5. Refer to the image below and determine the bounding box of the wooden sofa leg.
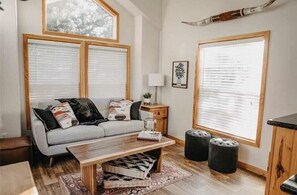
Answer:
[49,157,54,167]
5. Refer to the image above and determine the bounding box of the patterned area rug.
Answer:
[59,161,191,195]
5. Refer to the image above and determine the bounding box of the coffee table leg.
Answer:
[156,148,163,172]
[81,164,97,195]
[145,148,163,173]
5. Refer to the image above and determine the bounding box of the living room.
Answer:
[0,0,296,194]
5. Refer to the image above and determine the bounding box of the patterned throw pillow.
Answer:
[108,100,132,121]
[102,153,156,179]
[51,102,79,129]
[104,172,151,189]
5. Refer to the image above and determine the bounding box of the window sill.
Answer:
[192,124,260,148]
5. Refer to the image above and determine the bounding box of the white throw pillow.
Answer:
[51,102,79,129]
[108,100,132,121]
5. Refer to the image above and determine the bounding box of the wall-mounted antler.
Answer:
[182,0,276,26]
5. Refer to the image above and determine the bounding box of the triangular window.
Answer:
[43,0,119,42]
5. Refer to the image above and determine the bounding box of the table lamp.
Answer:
[148,73,164,105]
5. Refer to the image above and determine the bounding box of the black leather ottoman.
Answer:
[208,137,239,173]
[185,130,211,161]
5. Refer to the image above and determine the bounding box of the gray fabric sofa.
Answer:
[31,98,152,160]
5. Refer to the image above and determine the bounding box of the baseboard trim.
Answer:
[166,134,267,178]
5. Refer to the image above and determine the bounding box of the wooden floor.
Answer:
[32,143,265,195]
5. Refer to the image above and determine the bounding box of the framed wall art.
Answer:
[172,61,189,89]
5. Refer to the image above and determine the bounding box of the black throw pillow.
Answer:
[130,101,142,120]
[57,98,104,123]
[33,108,60,131]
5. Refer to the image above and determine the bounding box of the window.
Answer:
[88,45,128,98]
[193,31,270,147]
[43,0,119,42]
[24,34,130,128]
[28,39,81,103]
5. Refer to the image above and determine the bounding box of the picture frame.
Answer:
[172,61,189,89]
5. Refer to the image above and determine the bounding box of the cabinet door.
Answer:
[290,132,297,175]
[155,118,165,134]
[268,127,295,195]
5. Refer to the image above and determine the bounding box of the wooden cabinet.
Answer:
[265,127,297,195]
[141,104,169,135]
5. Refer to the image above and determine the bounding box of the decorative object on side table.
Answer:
[141,104,169,135]
[144,118,156,131]
[148,73,164,104]
[172,61,189,89]
[143,92,152,105]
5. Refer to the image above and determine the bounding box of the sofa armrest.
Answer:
[31,111,50,156]
[140,110,153,120]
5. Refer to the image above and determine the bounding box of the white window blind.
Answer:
[197,37,265,140]
[28,39,80,103]
[88,45,127,99]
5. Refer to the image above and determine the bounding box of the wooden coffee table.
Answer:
[67,133,175,195]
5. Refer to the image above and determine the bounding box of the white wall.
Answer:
[130,0,162,30]
[17,0,135,131]
[161,0,297,170]
[117,0,162,101]
[0,0,21,138]
[141,17,160,97]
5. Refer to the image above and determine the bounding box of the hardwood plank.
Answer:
[168,134,267,177]
[32,144,265,195]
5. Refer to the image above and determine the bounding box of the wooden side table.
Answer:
[0,136,32,166]
[141,104,169,135]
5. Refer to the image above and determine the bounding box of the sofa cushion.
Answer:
[51,102,79,129]
[91,98,121,118]
[99,120,144,137]
[33,108,60,131]
[57,98,104,123]
[108,100,132,121]
[130,101,142,120]
[47,125,105,145]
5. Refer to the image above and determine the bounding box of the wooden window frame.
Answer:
[42,0,120,43]
[85,41,131,100]
[24,34,130,129]
[192,31,270,147]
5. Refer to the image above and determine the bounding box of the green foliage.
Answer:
[143,92,152,99]
[46,0,114,38]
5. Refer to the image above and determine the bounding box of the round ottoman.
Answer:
[208,137,239,173]
[185,130,211,161]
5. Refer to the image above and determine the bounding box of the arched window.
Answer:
[43,0,119,42]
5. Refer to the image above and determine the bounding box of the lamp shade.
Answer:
[148,73,164,87]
